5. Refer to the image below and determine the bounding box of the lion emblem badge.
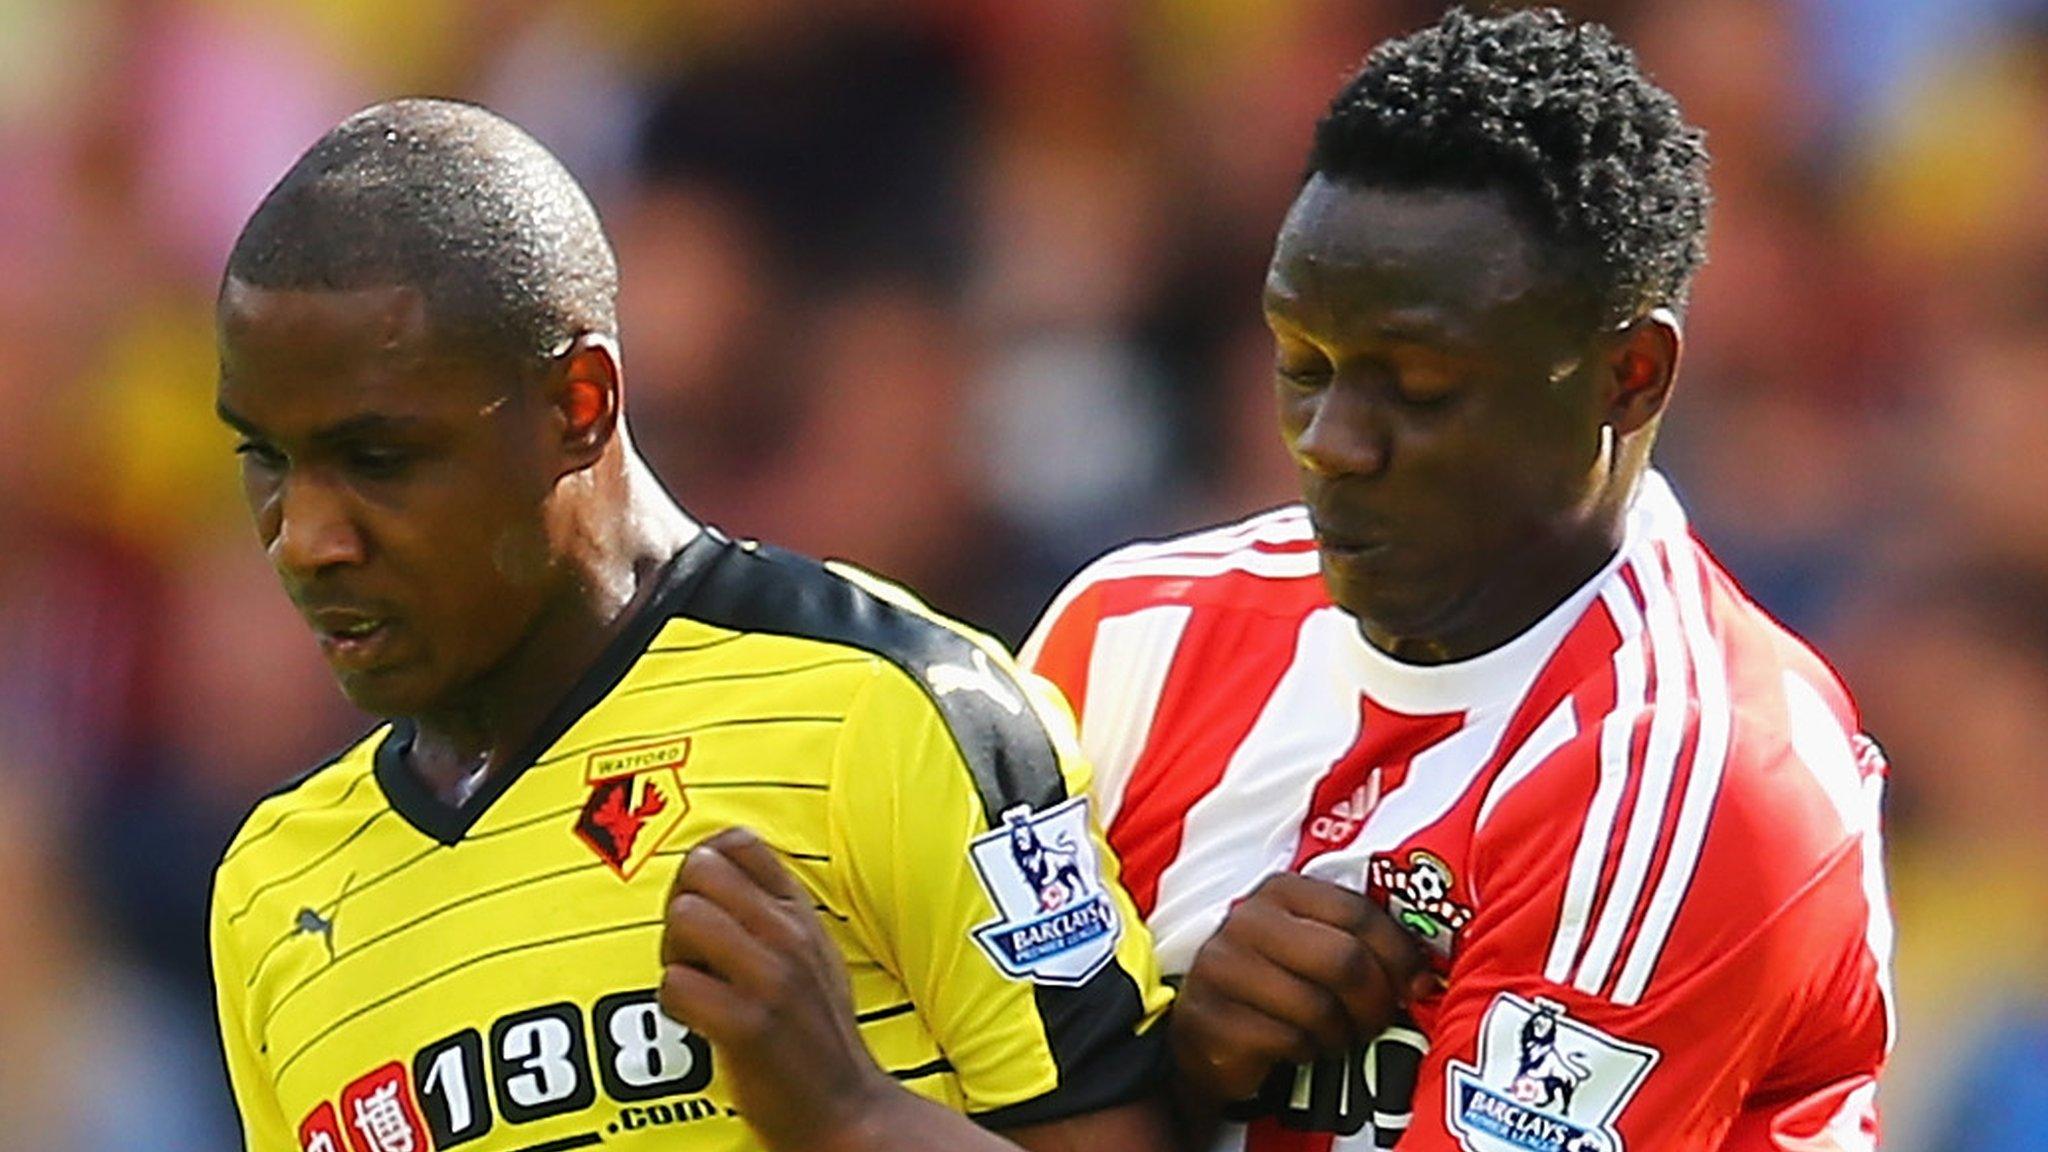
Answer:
[1447,993,1658,1152]
[967,796,1122,986]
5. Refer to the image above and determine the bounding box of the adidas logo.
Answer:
[1307,770,1382,846]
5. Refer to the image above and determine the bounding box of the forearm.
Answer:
[1165,1066,1227,1152]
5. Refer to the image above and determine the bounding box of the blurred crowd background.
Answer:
[1,0,2043,1147]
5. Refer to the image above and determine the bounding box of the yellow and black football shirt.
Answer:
[211,530,1171,1152]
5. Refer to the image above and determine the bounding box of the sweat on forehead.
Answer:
[216,281,435,367]
[223,98,620,369]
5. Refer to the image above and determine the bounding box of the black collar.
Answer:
[374,532,728,845]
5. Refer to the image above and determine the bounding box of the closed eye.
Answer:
[1275,346,1334,391]
[1396,388,1459,411]
[234,440,286,470]
[1388,348,1464,410]
[342,445,419,480]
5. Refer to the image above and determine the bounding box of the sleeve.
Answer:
[211,862,299,1151]
[1017,570,1102,716]
[1396,713,1891,1152]
[826,654,1173,1129]
[1021,564,1177,823]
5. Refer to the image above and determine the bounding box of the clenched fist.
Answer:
[657,827,891,1150]
[1170,872,1436,1114]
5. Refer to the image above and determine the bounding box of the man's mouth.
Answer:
[1310,517,1394,557]
[305,609,398,670]
[1318,540,1393,570]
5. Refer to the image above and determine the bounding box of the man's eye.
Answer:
[234,441,284,469]
[1398,386,1458,410]
[1276,360,1332,389]
[347,448,414,477]
[1390,358,1460,410]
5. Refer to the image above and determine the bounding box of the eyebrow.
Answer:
[215,401,261,436]
[214,403,432,445]
[1260,302,1465,352]
[1372,316,1462,349]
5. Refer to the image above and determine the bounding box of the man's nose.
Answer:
[266,474,366,577]
[1293,383,1391,479]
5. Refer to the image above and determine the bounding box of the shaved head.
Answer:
[225,98,618,378]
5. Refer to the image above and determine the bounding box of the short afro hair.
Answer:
[224,98,617,377]
[1310,6,1710,325]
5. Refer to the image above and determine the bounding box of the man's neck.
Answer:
[1366,523,1622,665]
[1364,468,1642,666]
[407,467,698,804]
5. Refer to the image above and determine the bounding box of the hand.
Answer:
[1170,872,1436,1111]
[658,826,892,1151]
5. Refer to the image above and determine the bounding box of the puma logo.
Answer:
[928,650,1025,716]
[292,872,356,961]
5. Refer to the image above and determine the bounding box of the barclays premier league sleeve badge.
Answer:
[967,796,1123,986]
[1446,993,1659,1152]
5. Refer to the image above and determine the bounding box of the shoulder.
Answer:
[1472,535,1880,1004]
[680,535,1071,822]
[1023,507,1326,671]
[212,727,387,903]
[1692,539,1877,875]
[1482,537,1870,871]
[1042,507,1322,623]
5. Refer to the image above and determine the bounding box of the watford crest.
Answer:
[574,737,691,879]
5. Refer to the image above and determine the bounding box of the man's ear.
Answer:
[1604,308,1682,436]
[548,333,622,468]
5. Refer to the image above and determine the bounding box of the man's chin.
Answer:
[1323,570,1461,652]
[332,666,436,720]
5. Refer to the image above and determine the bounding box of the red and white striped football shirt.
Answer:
[1023,475,1893,1152]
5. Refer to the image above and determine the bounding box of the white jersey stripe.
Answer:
[1820,1081,1879,1152]
[1783,673,1898,1049]
[1026,548,1320,654]
[1110,506,1311,558]
[1614,546,1734,1004]
[1573,547,1695,996]
[1081,508,1312,573]
[1474,697,1579,838]
[1302,707,1509,886]
[1861,772,1898,1049]
[1545,582,1648,984]
[1144,608,1372,973]
[1078,605,1194,827]
[1088,550,1323,587]
[1781,673,1868,833]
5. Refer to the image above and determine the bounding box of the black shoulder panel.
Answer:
[681,535,1067,827]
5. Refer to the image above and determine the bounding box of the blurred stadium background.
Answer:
[1,0,2043,1147]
